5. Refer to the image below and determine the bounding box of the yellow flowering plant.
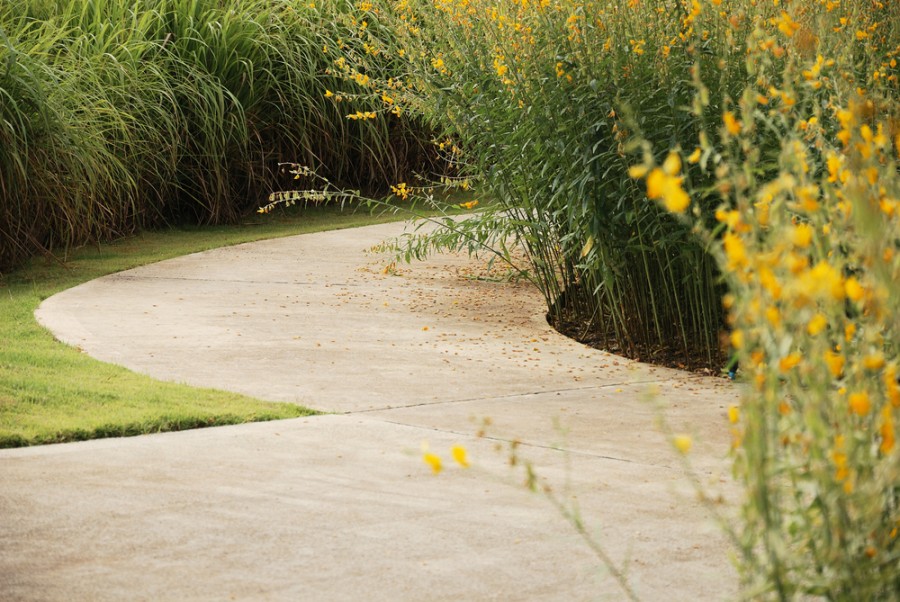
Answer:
[327,0,900,596]
[276,1,899,594]
[331,0,762,370]
[629,0,900,597]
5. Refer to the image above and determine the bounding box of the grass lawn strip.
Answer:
[0,205,408,448]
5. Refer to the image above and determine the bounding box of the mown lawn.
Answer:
[0,204,407,447]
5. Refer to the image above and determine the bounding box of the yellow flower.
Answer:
[646,167,690,213]
[880,405,895,453]
[727,405,740,424]
[773,11,801,37]
[421,441,442,474]
[796,261,844,302]
[324,89,334,98]
[347,111,377,120]
[673,434,692,454]
[459,200,479,210]
[431,57,447,73]
[807,313,828,335]
[662,151,681,176]
[824,350,845,378]
[687,147,702,163]
[723,233,748,269]
[423,452,442,474]
[845,277,864,302]
[451,445,470,468]
[723,111,742,135]
[716,209,743,230]
[391,182,410,200]
[826,152,848,183]
[849,392,871,416]
[628,164,649,179]
[759,267,782,299]
[779,352,802,372]
[791,223,814,248]
[795,185,820,212]
[863,353,885,371]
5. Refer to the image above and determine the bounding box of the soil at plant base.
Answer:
[548,290,731,377]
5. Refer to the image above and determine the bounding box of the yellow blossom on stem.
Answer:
[391,182,410,200]
[628,164,649,179]
[885,368,900,407]
[687,147,702,163]
[795,261,844,302]
[759,267,782,299]
[723,111,742,135]
[716,209,743,230]
[723,233,748,270]
[807,313,828,335]
[646,166,690,213]
[779,352,802,372]
[849,392,872,416]
[772,11,801,37]
[731,329,744,350]
[845,277,864,302]
[791,223,814,248]
[863,353,885,371]
[880,406,895,453]
[825,350,845,378]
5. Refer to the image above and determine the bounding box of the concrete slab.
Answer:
[34,222,696,413]
[0,415,734,601]
[2,220,743,600]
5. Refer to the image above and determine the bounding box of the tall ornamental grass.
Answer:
[0,0,434,272]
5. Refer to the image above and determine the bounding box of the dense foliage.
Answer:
[324,0,900,597]
[0,0,433,271]
[4,0,899,595]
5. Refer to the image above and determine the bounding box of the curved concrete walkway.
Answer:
[2,221,740,600]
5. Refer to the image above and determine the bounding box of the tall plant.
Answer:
[628,0,900,596]
[335,0,750,369]
[0,0,434,272]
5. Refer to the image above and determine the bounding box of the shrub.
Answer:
[335,0,752,369]
[335,0,900,596]
[627,1,900,597]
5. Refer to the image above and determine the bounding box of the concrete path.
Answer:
[2,221,741,601]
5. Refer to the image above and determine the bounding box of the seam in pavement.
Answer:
[364,416,660,468]
[346,375,718,415]
[110,274,355,286]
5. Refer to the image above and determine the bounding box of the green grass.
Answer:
[0,0,436,272]
[0,203,410,448]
